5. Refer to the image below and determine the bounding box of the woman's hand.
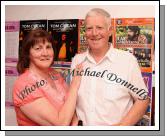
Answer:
[71,63,83,88]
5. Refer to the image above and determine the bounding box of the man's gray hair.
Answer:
[85,8,111,28]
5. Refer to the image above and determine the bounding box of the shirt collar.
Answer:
[83,44,116,63]
[85,49,96,64]
[105,44,116,62]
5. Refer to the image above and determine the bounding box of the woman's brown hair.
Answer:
[17,29,55,74]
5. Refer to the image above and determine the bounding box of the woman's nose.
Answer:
[41,48,48,56]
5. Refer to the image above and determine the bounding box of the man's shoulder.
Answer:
[112,48,136,62]
[113,48,134,57]
[74,52,87,58]
[72,52,87,63]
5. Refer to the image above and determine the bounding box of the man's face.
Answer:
[62,34,66,41]
[85,15,111,51]
[127,29,136,41]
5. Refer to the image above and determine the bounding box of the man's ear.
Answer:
[108,26,112,36]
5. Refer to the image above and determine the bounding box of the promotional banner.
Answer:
[48,19,79,62]
[114,18,154,72]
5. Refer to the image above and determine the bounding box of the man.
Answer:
[71,8,150,126]
[58,33,74,61]
[126,26,148,44]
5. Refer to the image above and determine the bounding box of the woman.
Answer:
[13,29,81,126]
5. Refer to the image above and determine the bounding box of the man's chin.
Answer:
[89,46,104,51]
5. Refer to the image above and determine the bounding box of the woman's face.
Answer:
[29,41,54,70]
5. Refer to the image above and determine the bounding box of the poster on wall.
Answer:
[5,21,20,59]
[114,18,154,72]
[5,21,20,106]
[48,19,79,64]
[142,72,152,97]
[5,59,19,106]
[78,19,88,53]
[19,20,47,58]
[109,18,115,46]
[134,48,151,68]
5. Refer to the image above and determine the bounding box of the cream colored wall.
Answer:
[5,5,155,21]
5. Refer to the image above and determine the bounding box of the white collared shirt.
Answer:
[71,45,148,125]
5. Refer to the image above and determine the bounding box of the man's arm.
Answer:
[70,111,79,126]
[112,54,150,126]
[113,98,150,126]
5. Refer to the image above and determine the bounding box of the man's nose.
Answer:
[92,28,98,36]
